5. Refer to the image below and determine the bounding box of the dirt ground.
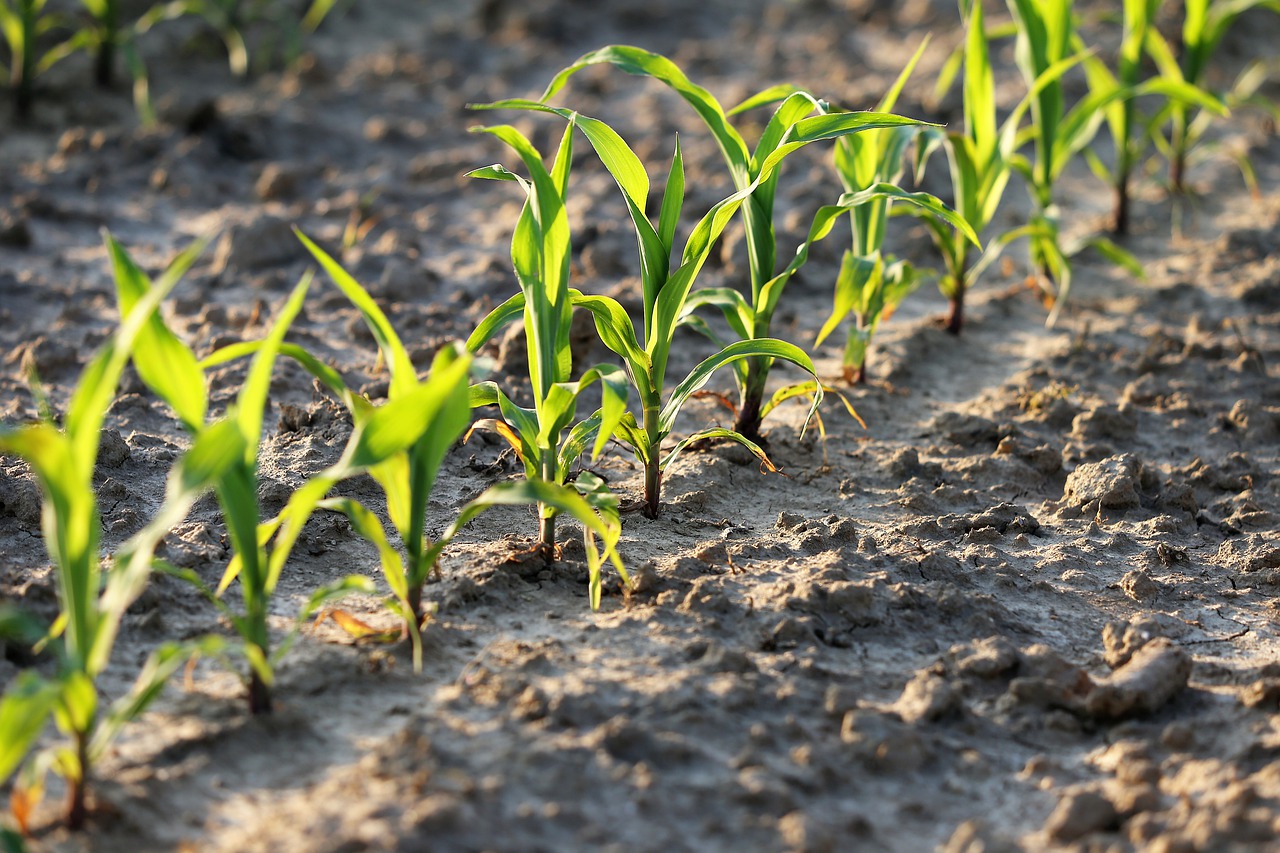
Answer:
[2,1,1280,850]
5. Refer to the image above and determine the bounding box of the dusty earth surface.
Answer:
[2,0,1280,850]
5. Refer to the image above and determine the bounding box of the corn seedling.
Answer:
[997,0,1180,320]
[1084,0,1161,235]
[1146,0,1277,196]
[469,98,833,517]
[817,37,979,383]
[0,0,58,116]
[925,0,1091,332]
[107,236,362,714]
[532,45,926,443]
[212,238,620,666]
[0,238,232,830]
[455,120,628,596]
[1000,0,1112,308]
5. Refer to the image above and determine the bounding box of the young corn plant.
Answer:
[1003,0,1098,301]
[77,0,117,86]
[208,236,622,668]
[924,0,1088,332]
[532,44,926,443]
[459,120,629,591]
[0,240,230,831]
[1147,0,1278,195]
[816,37,979,383]
[108,237,351,715]
[0,0,56,116]
[469,100,832,517]
[1000,0,1160,317]
[1080,1,1228,234]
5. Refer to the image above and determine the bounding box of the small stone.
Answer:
[1104,780,1161,817]
[1063,454,1144,510]
[1160,722,1194,750]
[840,710,930,773]
[1045,789,1118,842]
[1120,569,1161,602]
[254,162,302,200]
[940,820,1018,853]
[929,411,1000,446]
[96,428,131,469]
[213,215,305,273]
[949,636,1018,679]
[1241,678,1280,710]
[1086,638,1190,719]
[893,670,959,724]
[1071,405,1137,442]
[1101,616,1167,668]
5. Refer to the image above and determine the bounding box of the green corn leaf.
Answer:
[318,497,408,602]
[297,232,418,399]
[440,478,624,610]
[751,90,826,174]
[65,241,192,477]
[0,672,60,783]
[298,575,378,622]
[964,0,998,166]
[1076,234,1145,280]
[816,251,881,348]
[52,670,96,741]
[558,412,604,476]
[761,380,864,427]
[105,233,208,431]
[201,341,353,404]
[466,163,527,184]
[679,287,754,342]
[656,137,685,259]
[92,416,245,674]
[659,339,821,437]
[840,183,980,248]
[581,364,628,459]
[567,291,652,389]
[728,83,804,116]
[348,351,472,469]
[466,291,526,352]
[479,102,671,331]
[234,273,312,448]
[213,464,262,598]
[661,426,775,475]
[538,44,752,186]
[756,112,931,179]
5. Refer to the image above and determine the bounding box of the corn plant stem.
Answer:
[537,453,557,560]
[945,243,970,336]
[1113,167,1132,236]
[67,730,88,830]
[14,0,36,118]
[405,464,430,623]
[732,359,768,445]
[247,671,271,716]
[217,475,273,715]
[1170,113,1189,192]
[95,1,118,88]
[642,403,662,518]
[946,281,965,336]
[405,546,435,625]
[844,324,869,385]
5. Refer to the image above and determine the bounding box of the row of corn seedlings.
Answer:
[1,0,1274,839]
[0,0,342,118]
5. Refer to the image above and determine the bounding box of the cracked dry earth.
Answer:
[2,1,1280,851]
